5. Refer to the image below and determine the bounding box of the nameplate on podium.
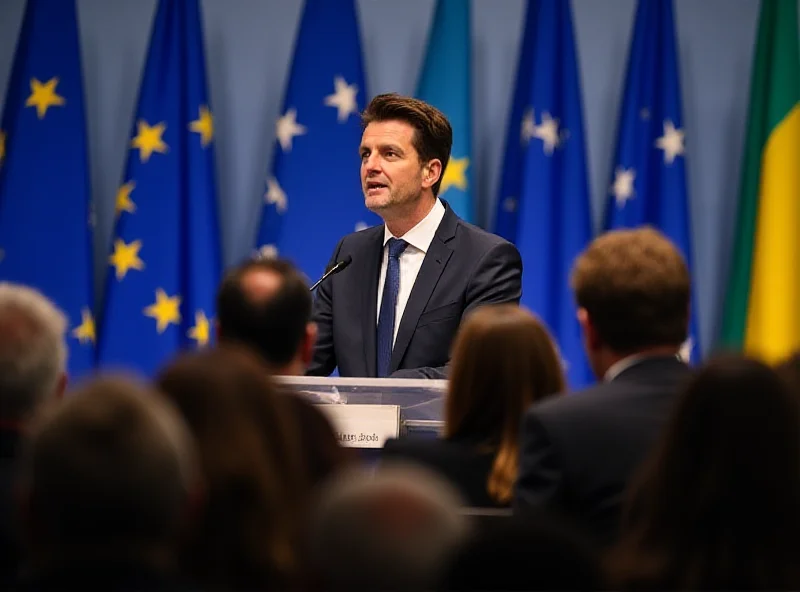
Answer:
[317,404,400,448]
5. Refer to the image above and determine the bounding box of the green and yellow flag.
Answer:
[721,0,800,363]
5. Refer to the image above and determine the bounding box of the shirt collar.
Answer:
[604,352,683,382]
[383,198,446,253]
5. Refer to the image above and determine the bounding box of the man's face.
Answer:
[360,120,426,216]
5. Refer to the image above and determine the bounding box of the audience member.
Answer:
[383,303,564,507]
[607,355,800,590]
[514,226,693,546]
[216,257,315,376]
[309,463,469,591]
[14,375,199,591]
[440,510,604,591]
[156,346,311,591]
[216,257,354,486]
[0,283,69,586]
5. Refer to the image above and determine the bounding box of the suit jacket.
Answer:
[307,202,522,379]
[382,435,502,508]
[513,356,692,547]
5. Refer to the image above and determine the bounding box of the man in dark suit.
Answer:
[514,227,693,547]
[307,93,522,379]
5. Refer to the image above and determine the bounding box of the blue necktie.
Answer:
[377,238,408,377]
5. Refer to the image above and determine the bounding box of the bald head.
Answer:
[240,266,283,303]
[216,258,315,373]
[19,375,199,554]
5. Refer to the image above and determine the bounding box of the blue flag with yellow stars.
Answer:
[416,0,473,222]
[494,0,595,389]
[0,0,95,379]
[254,0,380,284]
[604,0,700,364]
[96,0,222,376]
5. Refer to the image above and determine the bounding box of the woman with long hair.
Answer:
[383,303,566,507]
[607,355,800,590]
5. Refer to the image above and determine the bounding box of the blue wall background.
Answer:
[0,0,775,355]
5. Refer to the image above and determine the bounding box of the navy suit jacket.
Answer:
[307,202,522,379]
[513,356,692,547]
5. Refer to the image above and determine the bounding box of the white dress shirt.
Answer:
[376,198,446,345]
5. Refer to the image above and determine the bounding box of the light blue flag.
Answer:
[495,0,595,389]
[96,0,222,376]
[0,0,95,379]
[604,0,700,364]
[416,0,473,222]
[255,0,380,284]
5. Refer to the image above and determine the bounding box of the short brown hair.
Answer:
[445,304,566,504]
[570,226,690,353]
[361,93,452,196]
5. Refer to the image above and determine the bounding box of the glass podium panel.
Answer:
[275,376,447,447]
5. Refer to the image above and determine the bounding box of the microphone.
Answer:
[309,255,352,291]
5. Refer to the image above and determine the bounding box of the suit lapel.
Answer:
[360,228,384,377]
[389,207,458,373]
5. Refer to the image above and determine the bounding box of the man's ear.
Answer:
[577,307,601,351]
[421,159,443,190]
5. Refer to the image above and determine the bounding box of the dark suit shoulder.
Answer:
[454,218,518,253]
[528,358,691,427]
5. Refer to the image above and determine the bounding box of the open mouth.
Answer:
[366,181,388,195]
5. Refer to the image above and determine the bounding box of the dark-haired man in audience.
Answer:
[216,257,316,376]
[0,283,69,586]
[514,227,693,547]
[215,258,354,481]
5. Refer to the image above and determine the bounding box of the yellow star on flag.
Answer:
[144,289,181,334]
[109,238,145,280]
[187,310,211,347]
[189,106,214,147]
[71,308,96,344]
[0,129,5,165]
[131,120,168,162]
[25,77,65,119]
[439,156,469,195]
[115,181,136,215]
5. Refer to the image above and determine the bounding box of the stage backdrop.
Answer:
[0,0,778,356]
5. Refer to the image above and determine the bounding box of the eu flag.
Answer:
[416,0,473,223]
[604,0,700,364]
[0,0,95,379]
[96,0,222,376]
[254,0,379,284]
[494,0,595,389]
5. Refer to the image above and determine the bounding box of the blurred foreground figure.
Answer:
[15,376,200,591]
[310,463,469,591]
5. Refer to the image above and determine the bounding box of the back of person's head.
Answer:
[216,257,314,373]
[278,392,355,488]
[445,304,565,505]
[18,375,198,562]
[441,511,604,590]
[155,345,307,590]
[571,226,690,359]
[310,463,469,591]
[0,283,68,422]
[608,354,800,590]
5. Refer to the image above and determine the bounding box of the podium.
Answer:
[275,376,447,449]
